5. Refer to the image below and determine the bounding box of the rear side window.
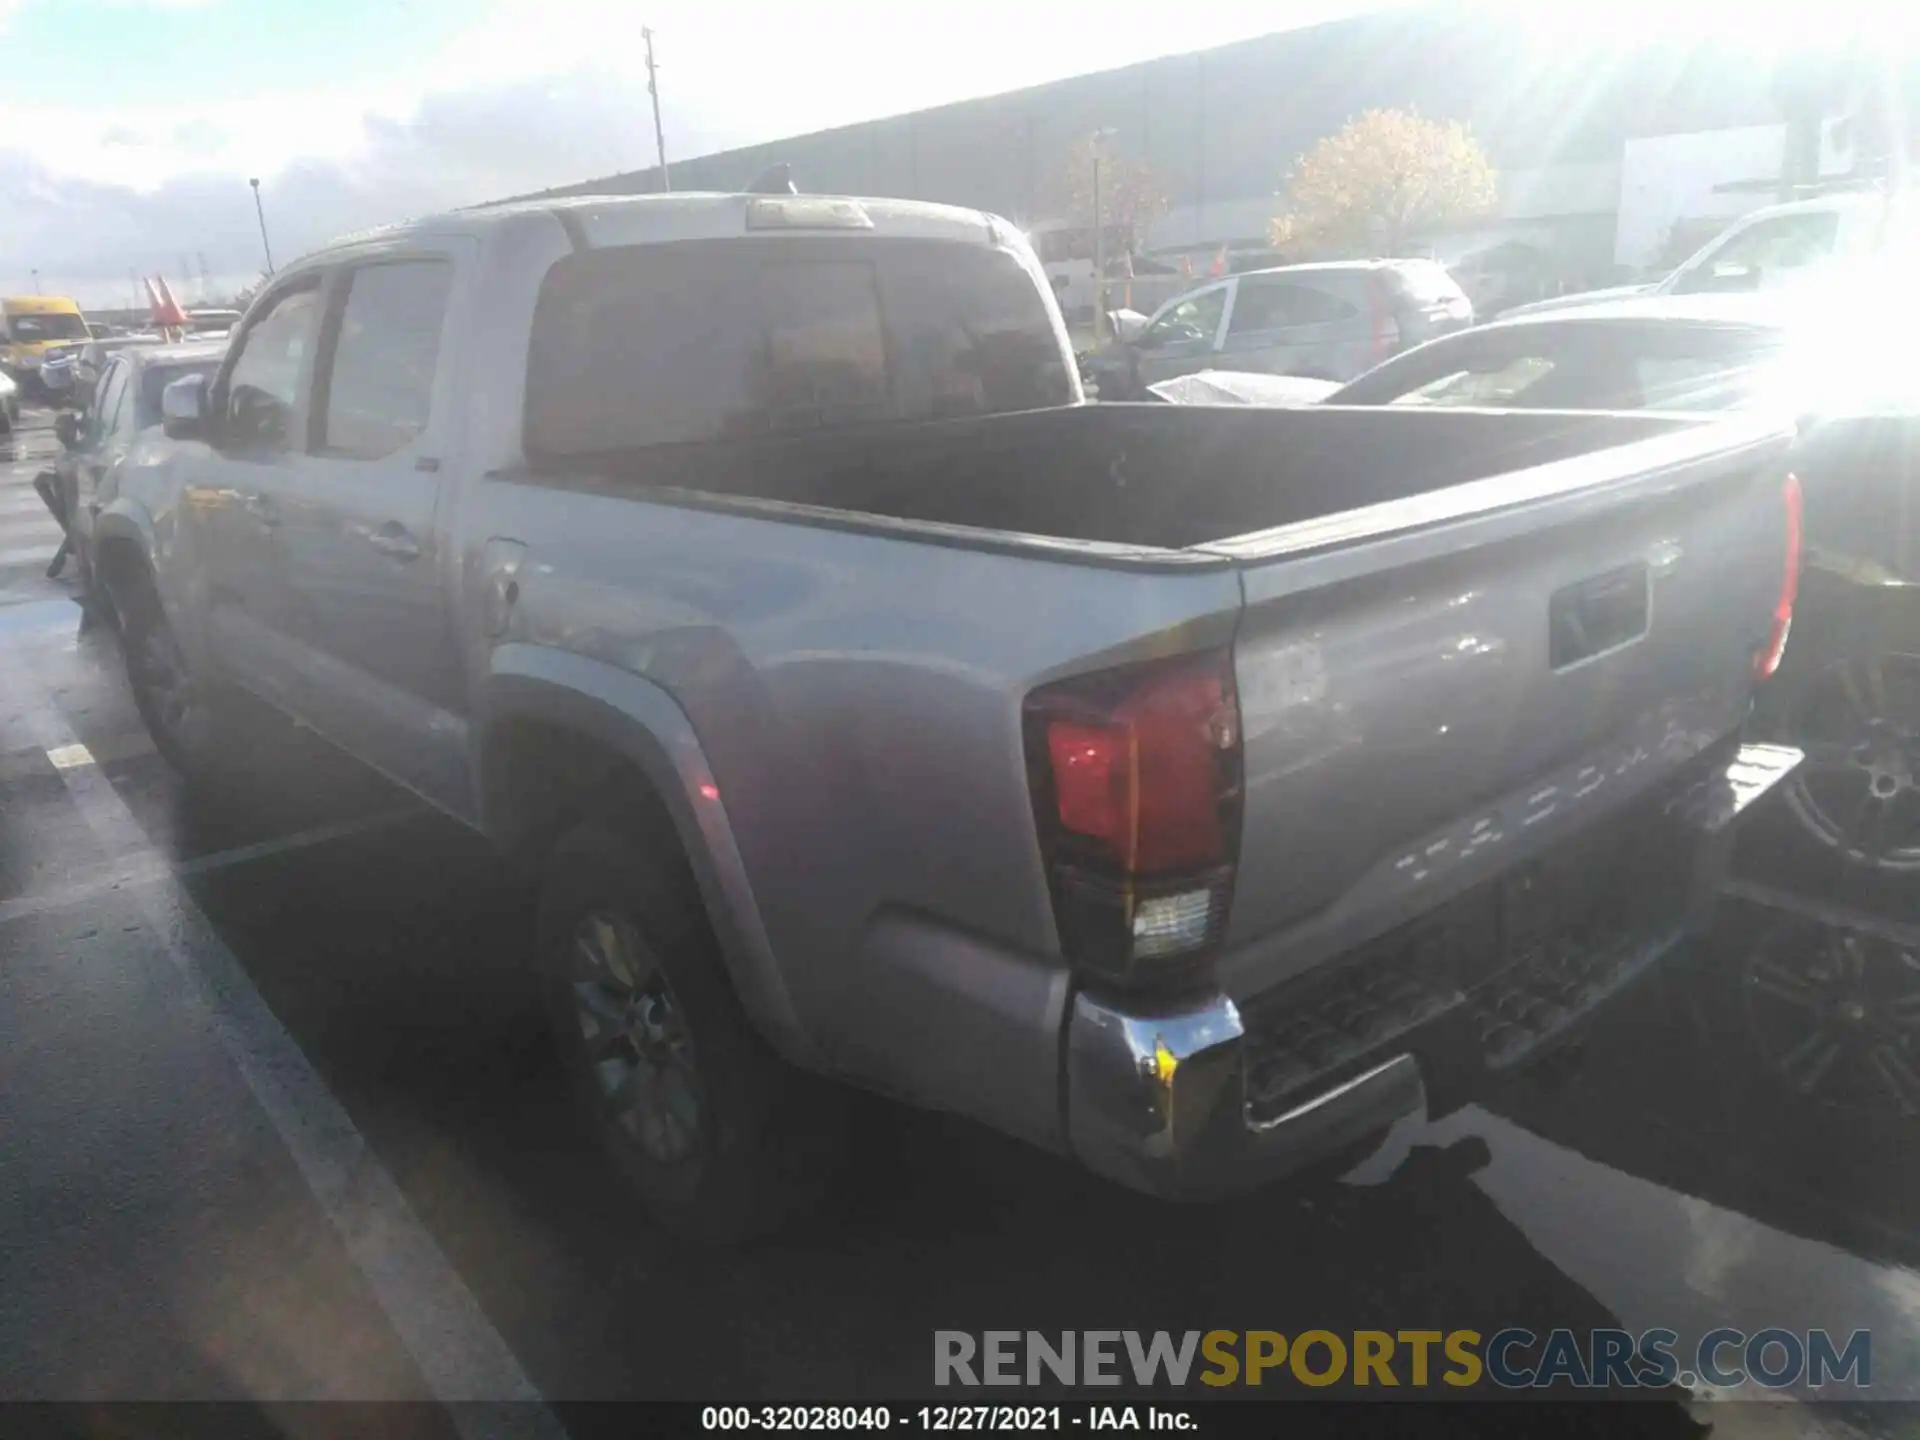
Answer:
[1228,280,1355,333]
[525,239,1071,460]
[319,260,453,460]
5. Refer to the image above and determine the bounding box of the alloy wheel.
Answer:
[569,910,705,1167]
[1781,654,1920,873]
[1742,917,1920,1120]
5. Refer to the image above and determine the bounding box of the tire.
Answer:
[116,575,244,792]
[537,816,844,1242]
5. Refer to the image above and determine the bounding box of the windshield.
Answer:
[1667,210,1842,295]
[8,312,89,342]
[1335,323,1788,411]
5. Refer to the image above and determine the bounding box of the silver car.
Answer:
[1088,259,1473,399]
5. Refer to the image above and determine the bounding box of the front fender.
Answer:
[91,499,155,561]
[478,643,816,1067]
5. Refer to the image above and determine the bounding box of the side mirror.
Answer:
[162,373,210,441]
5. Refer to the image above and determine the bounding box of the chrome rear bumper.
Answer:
[1063,741,1801,1200]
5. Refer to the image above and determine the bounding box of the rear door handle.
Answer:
[366,522,421,562]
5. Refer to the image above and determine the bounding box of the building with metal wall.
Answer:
[509,9,1906,291]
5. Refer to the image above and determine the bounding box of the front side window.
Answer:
[319,260,453,460]
[1141,287,1228,349]
[223,282,323,452]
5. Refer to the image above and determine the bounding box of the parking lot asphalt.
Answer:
[1,407,1916,1434]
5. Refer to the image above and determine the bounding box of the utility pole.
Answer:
[30,269,40,295]
[1089,127,1117,348]
[643,26,671,191]
[249,178,275,275]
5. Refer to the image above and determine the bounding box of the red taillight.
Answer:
[1754,472,1803,680]
[1026,651,1242,985]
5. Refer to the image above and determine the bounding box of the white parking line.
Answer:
[1,662,566,1434]
[0,807,423,929]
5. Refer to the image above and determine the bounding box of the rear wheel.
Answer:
[537,817,843,1242]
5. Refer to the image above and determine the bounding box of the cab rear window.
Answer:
[524,237,1072,462]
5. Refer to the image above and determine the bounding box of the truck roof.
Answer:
[2,295,84,313]
[314,191,1007,260]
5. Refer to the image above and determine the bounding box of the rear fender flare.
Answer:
[478,643,815,1067]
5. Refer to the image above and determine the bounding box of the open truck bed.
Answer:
[118,193,1802,1226]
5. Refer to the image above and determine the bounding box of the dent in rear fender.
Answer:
[479,642,815,1066]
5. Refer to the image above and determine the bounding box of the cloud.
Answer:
[0,65,689,301]
[0,0,1376,302]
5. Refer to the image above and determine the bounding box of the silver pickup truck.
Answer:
[94,192,1802,1239]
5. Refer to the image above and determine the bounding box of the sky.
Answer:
[0,0,1387,306]
[2,0,1909,307]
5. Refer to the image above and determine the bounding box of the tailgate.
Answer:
[1215,415,1794,984]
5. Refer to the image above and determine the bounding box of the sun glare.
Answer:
[1475,0,1920,55]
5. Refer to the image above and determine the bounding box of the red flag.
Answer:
[146,275,188,329]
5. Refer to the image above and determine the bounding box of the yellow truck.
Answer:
[2,295,92,393]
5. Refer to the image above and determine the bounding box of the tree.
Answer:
[1051,134,1170,252]
[230,274,269,310]
[1269,108,1497,258]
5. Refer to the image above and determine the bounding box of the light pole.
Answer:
[1089,128,1117,347]
[249,177,275,275]
[643,27,670,191]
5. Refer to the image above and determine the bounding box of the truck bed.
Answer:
[497,403,1794,1020]
[527,403,1704,552]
